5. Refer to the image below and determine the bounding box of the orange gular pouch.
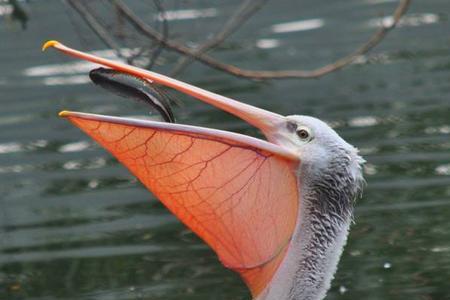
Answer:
[62,113,300,297]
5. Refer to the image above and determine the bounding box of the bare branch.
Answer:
[72,0,412,80]
[170,0,269,76]
[114,0,412,79]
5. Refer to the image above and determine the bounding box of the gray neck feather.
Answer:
[257,147,364,300]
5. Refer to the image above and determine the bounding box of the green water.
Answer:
[1,1,450,299]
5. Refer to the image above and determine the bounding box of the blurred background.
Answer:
[1,0,450,299]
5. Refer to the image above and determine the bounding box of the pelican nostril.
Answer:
[286,121,297,132]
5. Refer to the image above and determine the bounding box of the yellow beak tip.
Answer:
[42,40,60,51]
[58,110,70,118]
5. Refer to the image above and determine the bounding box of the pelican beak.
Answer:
[42,40,287,144]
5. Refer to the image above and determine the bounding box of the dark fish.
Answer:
[89,67,175,122]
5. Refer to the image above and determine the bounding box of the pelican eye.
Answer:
[296,127,312,141]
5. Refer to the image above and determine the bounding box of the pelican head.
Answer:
[271,115,363,182]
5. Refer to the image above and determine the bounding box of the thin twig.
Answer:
[170,0,269,76]
[146,0,168,69]
[66,0,126,60]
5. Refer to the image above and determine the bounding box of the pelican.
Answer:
[43,40,364,300]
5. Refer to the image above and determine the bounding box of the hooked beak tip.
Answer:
[59,110,71,118]
[42,40,60,52]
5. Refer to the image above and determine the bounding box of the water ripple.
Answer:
[58,141,92,153]
[368,13,440,28]
[271,18,324,34]
[156,8,218,22]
